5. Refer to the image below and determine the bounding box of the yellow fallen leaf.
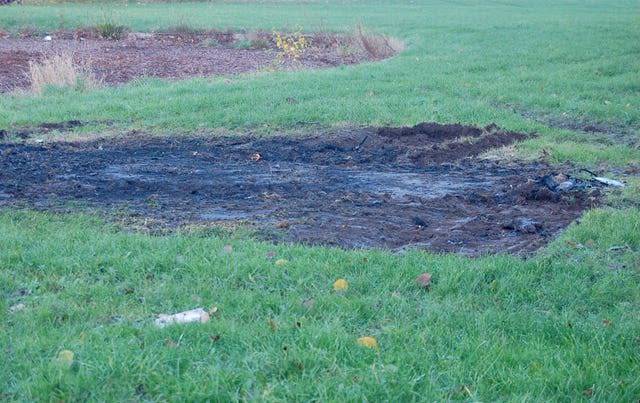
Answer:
[333,278,348,291]
[275,258,288,266]
[56,350,75,367]
[357,336,379,349]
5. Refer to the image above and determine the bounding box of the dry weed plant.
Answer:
[28,53,100,95]
[355,24,405,58]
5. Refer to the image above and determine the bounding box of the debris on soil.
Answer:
[0,122,604,255]
[155,308,211,328]
[0,29,395,92]
[501,217,542,234]
[578,168,626,188]
[591,176,625,188]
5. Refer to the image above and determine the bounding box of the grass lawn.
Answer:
[1,0,640,401]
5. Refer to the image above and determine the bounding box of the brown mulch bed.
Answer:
[0,29,387,92]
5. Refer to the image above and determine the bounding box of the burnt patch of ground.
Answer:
[2,119,117,140]
[0,30,393,92]
[500,103,640,148]
[0,123,602,255]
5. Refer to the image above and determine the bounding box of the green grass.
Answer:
[1,209,639,401]
[2,1,640,400]
[1,0,639,165]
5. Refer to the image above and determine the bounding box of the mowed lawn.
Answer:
[1,1,640,401]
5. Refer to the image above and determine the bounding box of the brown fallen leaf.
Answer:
[268,319,277,331]
[210,334,221,342]
[415,273,433,290]
[602,319,613,327]
[265,251,276,259]
[357,336,379,349]
[250,152,261,161]
[165,339,178,348]
[583,388,594,398]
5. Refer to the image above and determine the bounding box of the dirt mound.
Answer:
[0,122,603,255]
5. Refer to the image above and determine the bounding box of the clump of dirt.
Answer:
[0,29,395,92]
[0,122,603,255]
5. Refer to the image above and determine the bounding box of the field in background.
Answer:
[1,0,639,165]
[1,1,639,401]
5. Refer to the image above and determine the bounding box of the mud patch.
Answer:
[0,123,601,255]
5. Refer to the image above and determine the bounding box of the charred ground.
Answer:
[0,122,602,255]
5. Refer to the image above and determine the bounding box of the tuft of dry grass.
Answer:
[355,23,405,58]
[28,53,100,95]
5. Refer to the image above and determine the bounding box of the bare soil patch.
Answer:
[0,123,602,255]
[0,30,387,92]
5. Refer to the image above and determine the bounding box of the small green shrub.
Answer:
[198,38,220,47]
[250,38,271,50]
[97,21,128,40]
[228,39,252,49]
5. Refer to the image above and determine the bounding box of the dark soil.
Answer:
[0,122,602,255]
[0,30,386,92]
